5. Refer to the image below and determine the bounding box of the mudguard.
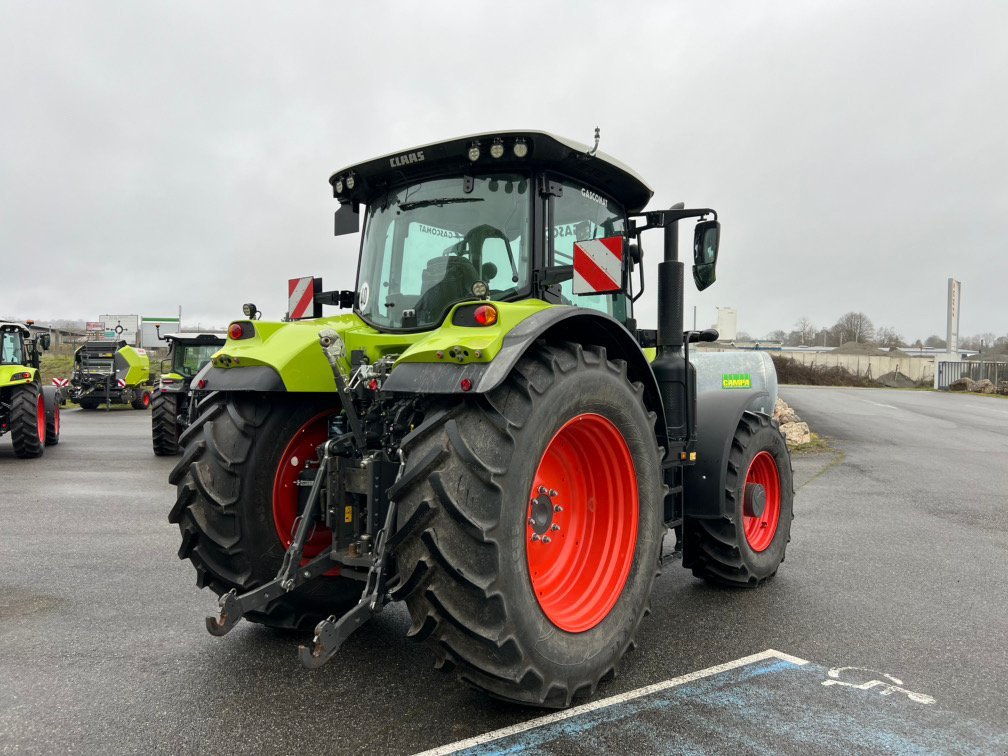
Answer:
[382,307,666,438]
[683,392,774,521]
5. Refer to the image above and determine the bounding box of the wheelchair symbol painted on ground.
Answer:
[822,666,935,704]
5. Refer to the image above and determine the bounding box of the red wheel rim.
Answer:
[742,451,781,552]
[526,413,638,633]
[36,395,46,444]
[143,392,151,408]
[54,403,60,436]
[272,411,335,562]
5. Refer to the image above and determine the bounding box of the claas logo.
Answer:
[721,373,752,389]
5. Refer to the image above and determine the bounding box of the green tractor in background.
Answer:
[151,330,226,455]
[69,340,153,410]
[170,131,793,707]
[0,322,61,457]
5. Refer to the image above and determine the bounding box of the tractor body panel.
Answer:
[0,365,38,387]
[682,350,779,524]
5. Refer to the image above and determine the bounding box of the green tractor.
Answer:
[151,331,226,455]
[69,340,153,410]
[0,322,61,457]
[171,131,793,707]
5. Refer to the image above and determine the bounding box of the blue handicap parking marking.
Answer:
[427,651,1007,755]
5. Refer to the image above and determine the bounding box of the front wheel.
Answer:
[168,392,362,630]
[42,385,60,446]
[131,389,152,410]
[394,342,664,707]
[686,412,794,586]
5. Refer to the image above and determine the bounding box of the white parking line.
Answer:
[412,649,809,756]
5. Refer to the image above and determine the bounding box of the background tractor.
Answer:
[170,131,793,707]
[0,322,61,457]
[69,340,153,410]
[151,331,226,455]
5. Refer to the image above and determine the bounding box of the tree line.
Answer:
[740,312,1008,356]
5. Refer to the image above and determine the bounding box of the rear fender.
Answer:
[684,395,774,522]
[382,308,667,443]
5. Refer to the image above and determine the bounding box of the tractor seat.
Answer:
[414,255,479,324]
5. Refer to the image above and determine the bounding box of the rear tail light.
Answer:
[228,321,255,340]
[474,305,498,326]
[12,372,31,381]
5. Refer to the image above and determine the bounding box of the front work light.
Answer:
[345,174,355,189]
[513,139,528,158]
[334,178,344,193]
[468,143,481,161]
[242,303,259,319]
[471,280,489,298]
[490,139,504,159]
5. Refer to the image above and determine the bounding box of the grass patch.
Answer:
[789,432,831,455]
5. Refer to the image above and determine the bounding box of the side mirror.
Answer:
[40,334,51,350]
[692,220,720,291]
[334,201,360,236]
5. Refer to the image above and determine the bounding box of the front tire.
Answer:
[168,392,361,630]
[394,342,664,707]
[687,412,794,586]
[131,389,152,410]
[152,391,181,456]
[10,383,45,458]
[42,386,60,446]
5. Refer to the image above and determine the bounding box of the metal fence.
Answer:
[936,361,1008,389]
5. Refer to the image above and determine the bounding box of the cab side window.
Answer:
[549,178,628,320]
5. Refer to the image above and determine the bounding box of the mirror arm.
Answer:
[631,233,646,303]
[628,207,717,235]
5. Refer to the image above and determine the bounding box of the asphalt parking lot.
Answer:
[2,388,1007,754]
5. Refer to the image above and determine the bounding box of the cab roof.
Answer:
[329,130,655,213]
[163,332,227,345]
[0,322,31,336]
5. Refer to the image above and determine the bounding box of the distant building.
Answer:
[715,307,737,341]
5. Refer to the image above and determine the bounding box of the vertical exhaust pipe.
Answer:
[651,203,696,448]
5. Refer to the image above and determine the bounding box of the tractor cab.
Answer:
[331,131,662,333]
[159,332,226,389]
[0,323,30,367]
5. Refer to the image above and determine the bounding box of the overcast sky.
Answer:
[1,1,1005,340]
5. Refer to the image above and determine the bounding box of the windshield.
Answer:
[173,343,219,377]
[357,175,530,329]
[1,330,24,365]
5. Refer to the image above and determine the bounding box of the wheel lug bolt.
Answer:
[528,517,536,526]
[551,523,560,531]
[531,534,541,542]
[542,536,552,544]
[549,489,558,497]
[554,505,563,513]
[538,486,548,495]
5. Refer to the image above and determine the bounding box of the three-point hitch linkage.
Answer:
[206,329,402,667]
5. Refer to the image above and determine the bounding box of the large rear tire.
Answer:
[168,392,361,630]
[152,391,181,456]
[686,412,793,587]
[42,386,60,446]
[10,383,45,458]
[394,342,664,707]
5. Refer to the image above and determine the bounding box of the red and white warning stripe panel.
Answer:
[288,276,316,320]
[572,236,624,295]
[117,378,126,388]
[51,377,69,387]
